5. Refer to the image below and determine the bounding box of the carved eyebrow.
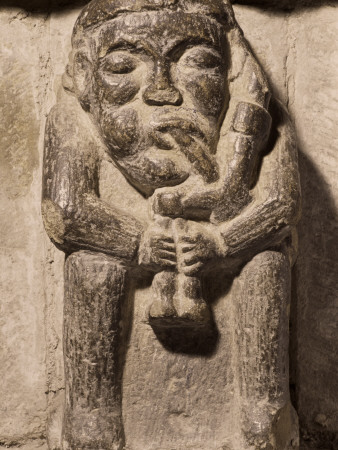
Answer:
[100,39,152,58]
[167,37,221,61]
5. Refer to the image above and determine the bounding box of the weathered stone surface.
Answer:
[0,7,77,448]
[234,0,333,9]
[0,0,87,11]
[287,7,338,449]
[40,1,301,448]
[0,10,48,445]
[234,6,338,447]
[3,441,48,450]
[1,2,337,450]
[0,0,333,12]
[233,5,288,103]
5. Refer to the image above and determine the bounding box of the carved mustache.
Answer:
[149,118,219,183]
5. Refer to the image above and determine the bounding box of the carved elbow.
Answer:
[276,188,301,228]
[41,198,70,245]
[287,192,301,226]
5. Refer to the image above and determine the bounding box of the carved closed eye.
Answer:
[181,47,222,70]
[100,52,137,74]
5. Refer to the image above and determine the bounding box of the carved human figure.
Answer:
[42,0,301,448]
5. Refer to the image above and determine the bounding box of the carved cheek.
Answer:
[95,72,140,105]
[100,108,142,157]
[185,73,227,119]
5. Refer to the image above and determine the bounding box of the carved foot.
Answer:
[242,402,299,450]
[62,408,124,450]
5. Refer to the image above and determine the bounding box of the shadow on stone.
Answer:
[150,272,235,356]
[290,149,338,449]
[0,0,88,12]
[233,0,338,11]
[152,316,219,356]
[3,0,338,14]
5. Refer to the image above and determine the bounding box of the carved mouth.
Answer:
[147,117,218,183]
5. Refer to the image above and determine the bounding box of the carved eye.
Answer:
[100,52,137,74]
[182,47,222,70]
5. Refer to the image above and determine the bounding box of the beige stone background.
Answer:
[0,0,337,448]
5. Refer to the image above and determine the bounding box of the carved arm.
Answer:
[219,100,301,262]
[42,100,144,263]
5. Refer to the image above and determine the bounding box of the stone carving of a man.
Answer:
[42,0,301,448]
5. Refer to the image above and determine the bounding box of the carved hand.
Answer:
[138,217,176,272]
[174,219,223,276]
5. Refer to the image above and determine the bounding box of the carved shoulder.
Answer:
[44,99,101,164]
[43,98,102,207]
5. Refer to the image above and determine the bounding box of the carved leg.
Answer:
[235,249,298,449]
[62,251,127,450]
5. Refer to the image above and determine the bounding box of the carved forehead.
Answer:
[73,0,231,38]
[96,11,225,57]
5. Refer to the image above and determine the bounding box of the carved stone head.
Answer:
[64,0,234,195]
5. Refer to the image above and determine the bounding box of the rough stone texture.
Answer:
[234,0,334,9]
[1,0,334,12]
[41,1,301,448]
[0,2,337,450]
[0,7,76,448]
[0,10,48,447]
[235,6,338,448]
[0,0,87,10]
[288,8,338,449]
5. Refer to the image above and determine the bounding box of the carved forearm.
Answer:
[220,195,299,260]
[42,195,143,262]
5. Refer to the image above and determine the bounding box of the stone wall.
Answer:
[0,2,337,448]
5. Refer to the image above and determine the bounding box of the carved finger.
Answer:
[181,262,203,276]
[181,244,196,253]
[179,235,198,244]
[156,236,175,244]
[157,250,176,261]
[160,241,176,250]
[182,254,200,266]
[159,259,177,268]
[152,236,174,248]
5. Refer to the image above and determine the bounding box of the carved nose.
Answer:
[143,61,182,106]
[143,86,183,106]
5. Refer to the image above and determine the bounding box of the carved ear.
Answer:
[222,0,237,30]
[72,51,93,112]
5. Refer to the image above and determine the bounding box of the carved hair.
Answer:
[72,0,235,36]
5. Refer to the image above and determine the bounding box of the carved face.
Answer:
[83,11,229,195]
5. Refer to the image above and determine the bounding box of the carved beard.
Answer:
[98,105,220,196]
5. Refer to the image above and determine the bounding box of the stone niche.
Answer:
[0,1,337,450]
